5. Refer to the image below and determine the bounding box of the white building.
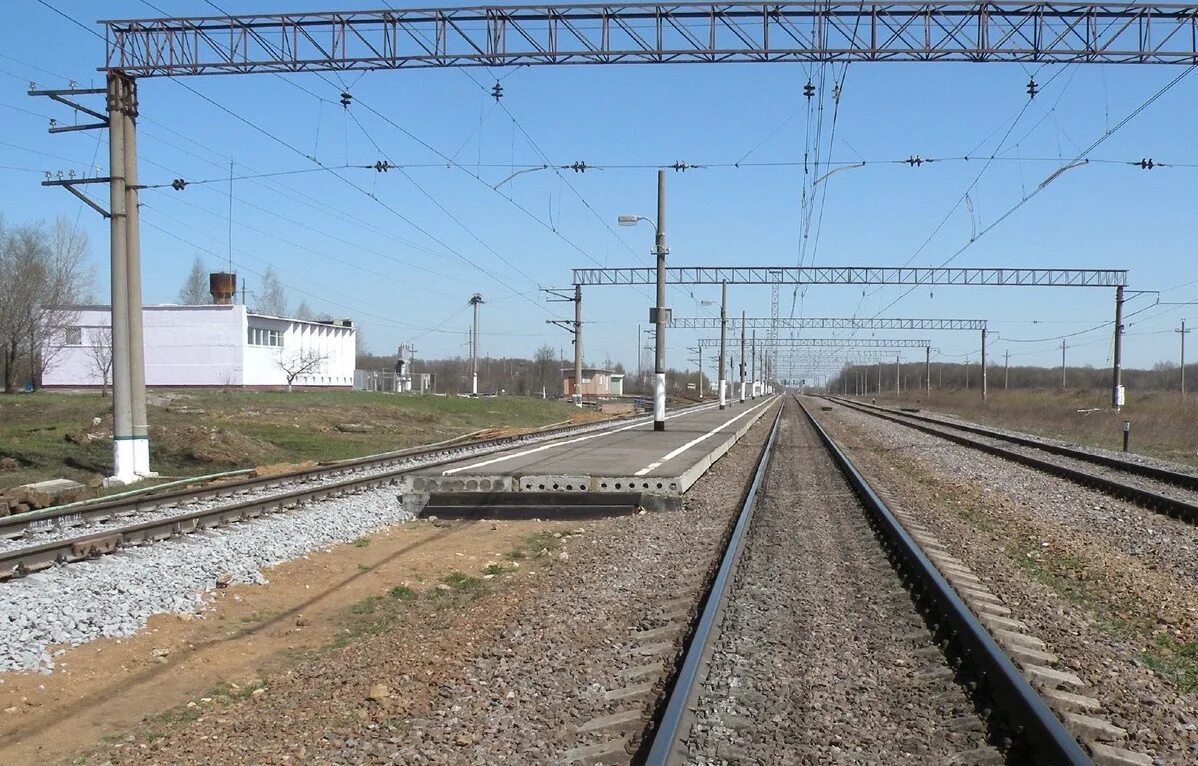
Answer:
[44,304,356,389]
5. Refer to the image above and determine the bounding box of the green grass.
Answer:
[1143,635,1198,692]
[388,584,415,600]
[0,389,587,492]
[352,536,371,548]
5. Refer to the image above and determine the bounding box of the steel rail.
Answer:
[798,396,1092,765]
[0,403,688,543]
[828,397,1198,524]
[639,402,783,765]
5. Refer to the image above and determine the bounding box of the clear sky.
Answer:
[3,1,1196,384]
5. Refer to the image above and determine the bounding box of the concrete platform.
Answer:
[398,396,777,508]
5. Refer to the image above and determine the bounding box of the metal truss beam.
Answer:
[670,316,986,330]
[704,337,931,348]
[103,3,1198,76]
[575,266,1127,287]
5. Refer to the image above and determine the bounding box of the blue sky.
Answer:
[2,1,1196,383]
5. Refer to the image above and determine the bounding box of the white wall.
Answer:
[242,313,356,388]
[44,305,355,388]
[45,305,244,387]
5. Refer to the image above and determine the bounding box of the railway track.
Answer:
[825,396,1198,525]
[632,396,1133,765]
[0,405,706,581]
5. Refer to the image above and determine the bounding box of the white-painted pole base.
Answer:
[740,381,746,403]
[718,378,727,409]
[653,372,666,431]
[471,373,478,396]
[133,437,156,477]
[109,439,139,486]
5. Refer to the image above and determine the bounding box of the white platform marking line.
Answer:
[440,402,720,476]
[634,397,774,476]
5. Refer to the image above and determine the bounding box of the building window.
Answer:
[64,327,83,346]
[247,327,282,347]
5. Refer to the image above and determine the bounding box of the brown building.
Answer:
[561,368,624,400]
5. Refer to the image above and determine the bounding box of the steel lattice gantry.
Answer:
[670,316,987,330]
[102,2,1198,75]
[573,266,1127,287]
[697,337,932,348]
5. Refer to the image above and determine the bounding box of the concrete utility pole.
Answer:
[653,170,669,431]
[573,285,584,406]
[981,327,988,401]
[1112,285,1125,410]
[1178,320,1191,399]
[469,293,484,395]
[739,311,747,403]
[876,362,882,395]
[697,345,704,399]
[718,281,728,409]
[895,354,901,395]
[750,330,757,399]
[925,346,931,394]
[1004,349,1010,390]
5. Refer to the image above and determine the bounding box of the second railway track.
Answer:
[826,396,1198,525]
[0,405,707,580]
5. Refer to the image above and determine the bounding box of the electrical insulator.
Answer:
[373,160,393,172]
[340,91,352,107]
[171,178,188,190]
[905,155,924,167]
[1026,78,1038,98]
[803,81,815,99]
[1136,158,1158,170]
[672,161,692,172]
[569,161,588,173]
[491,81,503,101]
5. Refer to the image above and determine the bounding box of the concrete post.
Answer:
[653,169,668,431]
[739,311,747,403]
[121,76,152,477]
[981,327,988,401]
[106,73,135,484]
[750,330,757,399]
[469,293,483,395]
[573,284,583,407]
[717,281,727,409]
[895,354,901,395]
[1112,285,1125,410]
[925,346,931,395]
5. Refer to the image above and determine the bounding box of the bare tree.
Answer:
[0,218,92,392]
[257,266,288,316]
[293,299,315,321]
[276,348,326,392]
[88,325,113,396]
[533,344,557,394]
[177,256,210,304]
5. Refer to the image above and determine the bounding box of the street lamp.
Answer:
[618,170,669,431]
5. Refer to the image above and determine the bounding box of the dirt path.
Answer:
[0,518,553,765]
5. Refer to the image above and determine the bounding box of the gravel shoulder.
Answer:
[813,399,1198,764]
[686,404,995,765]
[68,403,780,765]
[0,518,551,765]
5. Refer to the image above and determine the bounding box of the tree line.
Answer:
[0,217,93,393]
[827,359,1197,395]
[356,345,712,398]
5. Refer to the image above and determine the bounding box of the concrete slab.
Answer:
[399,396,777,500]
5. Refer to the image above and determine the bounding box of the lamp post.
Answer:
[618,170,669,431]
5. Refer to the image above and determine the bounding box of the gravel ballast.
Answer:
[0,485,412,673]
